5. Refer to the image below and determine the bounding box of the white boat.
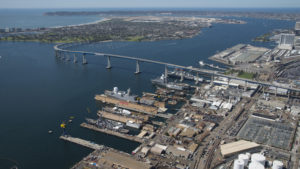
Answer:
[199,61,205,66]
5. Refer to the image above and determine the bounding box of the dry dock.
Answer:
[95,94,158,114]
[80,123,144,143]
[98,110,143,124]
[59,135,103,150]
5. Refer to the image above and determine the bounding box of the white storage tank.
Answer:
[113,87,118,94]
[251,153,266,165]
[233,159,244,169]
[249,162,265,169]
[246,152,251,158]
[272,160,283,169]
[238,154,249,166]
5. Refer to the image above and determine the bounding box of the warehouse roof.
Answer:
[220,140,260,157]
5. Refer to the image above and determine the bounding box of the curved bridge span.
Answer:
[54,43,300,93]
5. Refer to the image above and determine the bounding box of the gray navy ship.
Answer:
[104,87,138,103]
[151,74,189,90]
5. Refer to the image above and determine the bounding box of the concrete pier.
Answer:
[59,135,103,150]
[80,123,144,143]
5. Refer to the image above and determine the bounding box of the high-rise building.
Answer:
[278,33,295,50]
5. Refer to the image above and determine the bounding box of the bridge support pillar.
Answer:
[73,54,77,63]
[61,52,65,60]
[135,61,141,74]
[195,72,199,84]
[66,54,70,61]
[55,50,58,57]
[164,65,168,83]
[244,81,248,91]
[275,87,277,96]
[106,56,112,69]
[82,54,87,65]
[288,90,290,100]
[227,78,230,87]
[180,69,184,82]
[210,75,214,85]
[56,51,60,58]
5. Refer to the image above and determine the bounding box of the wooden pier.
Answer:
[80,123,144,143]
[59,135,104,150]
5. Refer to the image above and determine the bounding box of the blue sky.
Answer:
[1,0,300,8]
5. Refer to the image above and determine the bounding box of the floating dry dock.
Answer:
[80,123,144,143]
[59,135,103,150]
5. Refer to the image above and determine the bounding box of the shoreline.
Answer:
[50,18,110,29]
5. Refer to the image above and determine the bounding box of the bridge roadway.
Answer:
[54,44,300,92]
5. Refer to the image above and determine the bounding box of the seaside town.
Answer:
[0,16,245,43]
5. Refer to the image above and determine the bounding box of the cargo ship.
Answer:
[151,74,190,91]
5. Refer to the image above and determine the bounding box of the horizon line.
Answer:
[1,7,300,10]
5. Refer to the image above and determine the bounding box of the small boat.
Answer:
[48,130,53,134]
[199,61,205,66]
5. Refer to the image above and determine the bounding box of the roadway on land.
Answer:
[54,43,300,92]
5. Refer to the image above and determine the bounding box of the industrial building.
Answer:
[220,140,260,157]
[166,146,191,159]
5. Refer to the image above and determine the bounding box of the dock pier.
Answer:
[80,123,144,143]
[59,135,104,150]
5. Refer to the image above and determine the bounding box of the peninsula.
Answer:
[0,16,245,43]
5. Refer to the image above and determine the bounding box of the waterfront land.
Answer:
[0,16,244,43]
[45,10,300,21]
